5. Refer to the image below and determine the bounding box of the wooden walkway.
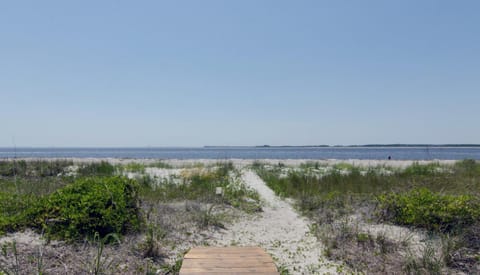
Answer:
[180,246,279,275]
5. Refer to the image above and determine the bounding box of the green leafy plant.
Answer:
[378,188,480,232]
[0,192,36,234]
[1,176,142,241]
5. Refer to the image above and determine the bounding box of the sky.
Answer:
[1,0,479,147]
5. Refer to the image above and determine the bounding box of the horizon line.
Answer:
[1,144,480,148]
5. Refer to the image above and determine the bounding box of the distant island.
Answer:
[252,144,480,148]
[200,144,480,148]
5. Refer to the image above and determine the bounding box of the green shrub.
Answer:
[378,188,480,232]
[0,193,36,234]
[0,176,142,241]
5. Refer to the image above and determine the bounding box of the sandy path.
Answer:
[210,170,343,274]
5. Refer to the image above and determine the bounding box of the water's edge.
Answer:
[0,147,479,160]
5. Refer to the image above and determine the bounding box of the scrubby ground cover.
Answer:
[254,160,480,274]
[0,160,261,274]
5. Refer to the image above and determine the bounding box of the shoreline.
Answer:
[0,158,459,168]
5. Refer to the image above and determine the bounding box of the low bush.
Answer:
[0,193,36,234]
[378,188,480,232]
[0,176,142,241]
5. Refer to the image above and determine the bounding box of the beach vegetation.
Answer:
[0,159,73,178]
[87,232,121,275]
[119,162,146,173]
[147,161,173,169]
[0,159,261,273]
[378,188,480,232]
[139,161,260,213]
[77,161,115,177]
[0,240,20,275]
[253,160,480,274]
[1,176,141,241]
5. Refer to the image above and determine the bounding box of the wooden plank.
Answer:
[183,247,273,258]
[188,246,262,252]
[185,248,268,256]
[182,258,275,264]
[185,250,270,256]
[181,274,278,275]
[188,246,263,250]
[180,246,279,275]
[184,253,273,259]
[181,261,277,269]
[180,267,278,272]
[182,259,275,265]
[182,256,274,262]
[182,265,277,272]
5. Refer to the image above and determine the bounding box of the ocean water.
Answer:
[0,147,479,160]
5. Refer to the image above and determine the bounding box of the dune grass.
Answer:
[0,159,263,274]
[0,159,74,178]
[0,160,260,238]
[139,161,261,213]
[254,160,480,274]
[118,161,173,173]
[77,161,116,177]
[255,160,479,211]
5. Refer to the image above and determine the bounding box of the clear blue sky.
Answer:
[1,1,479,147]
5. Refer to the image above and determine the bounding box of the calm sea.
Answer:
[0,147,479,160]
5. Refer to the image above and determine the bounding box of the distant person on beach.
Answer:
[388,155,392,160]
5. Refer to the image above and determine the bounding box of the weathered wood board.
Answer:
[180,246,279,274]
